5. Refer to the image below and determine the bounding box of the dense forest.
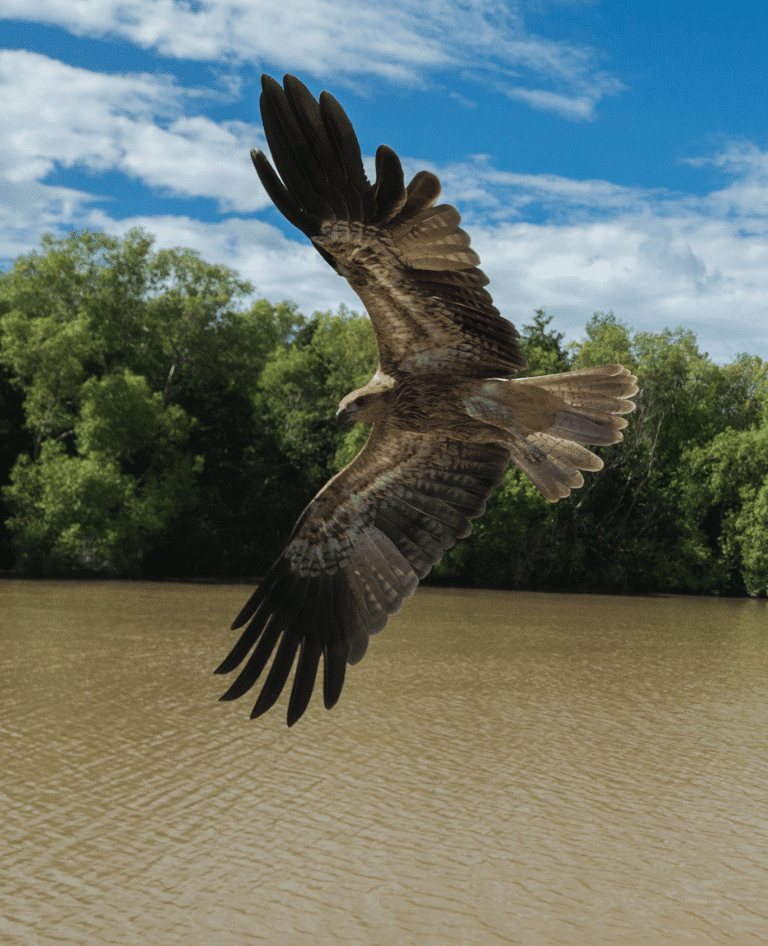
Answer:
[1,229,766,595]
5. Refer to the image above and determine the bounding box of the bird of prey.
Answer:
[216,74,638,725]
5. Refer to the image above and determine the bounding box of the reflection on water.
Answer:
[2,580,767,945]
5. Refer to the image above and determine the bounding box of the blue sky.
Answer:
[2,1,767,363]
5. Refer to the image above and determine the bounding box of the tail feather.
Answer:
[508,441,583,501]
[466,364,638,502]
[517,364,637,501]
[549,408,626,445]
[516,364,638,415]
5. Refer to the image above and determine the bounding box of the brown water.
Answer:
[1,580,767,945]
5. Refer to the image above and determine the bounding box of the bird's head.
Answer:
[336,372,396,426]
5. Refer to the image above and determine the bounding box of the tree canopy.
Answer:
[1,229,765,596]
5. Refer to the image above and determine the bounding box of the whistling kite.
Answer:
[216,75,637,725]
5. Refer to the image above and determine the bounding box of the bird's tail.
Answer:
[465,364,638,501]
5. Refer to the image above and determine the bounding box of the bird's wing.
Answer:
[215,425,510,725]
[252,74,525,379]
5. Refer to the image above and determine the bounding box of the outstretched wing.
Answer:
[252,74,525,379]
[215,427,510,725]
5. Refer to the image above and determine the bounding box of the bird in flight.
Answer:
[216,74,638,725]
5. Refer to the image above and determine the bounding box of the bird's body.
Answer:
[216,74,638,725]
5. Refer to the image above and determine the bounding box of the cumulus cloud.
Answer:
[0,50,266,212]
[689,144,768,222]
[412,155,665,218]
[81,153,768,366]
[466,204,768,363]
[1,21,767,363]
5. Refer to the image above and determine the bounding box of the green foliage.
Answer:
[4,438,196,576]
[570,311,635,369]
[0,371,27,569]
[1,231,765,596]
[258,305,377,488]
[437,309,768,597]
[679,428,768,595]
[433,466,551,586]
[0,228,303,575]
[76,370,190,459]
[519,309,570,376]
[334,423,372,472]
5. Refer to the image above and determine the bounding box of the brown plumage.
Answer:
[216,74,638,725]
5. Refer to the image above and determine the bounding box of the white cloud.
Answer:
[1,32,767,364]
[4,104,768,363]
[420,155,663,217]
[471,216,768,363]
[90,155,767,365]
[0,0,622,117]
[507,87,597,121]
[374,149,768,362]
[691,144,768,221]
[0,180,104,261]
[0,50,265,212]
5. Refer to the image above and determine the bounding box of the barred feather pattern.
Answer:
[216,429,510,725]
[251,73,525,379]
[465,365,638,501]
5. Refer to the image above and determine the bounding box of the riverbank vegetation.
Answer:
[1,229,766,595]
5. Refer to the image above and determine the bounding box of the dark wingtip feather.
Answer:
[218,671,259,702]
[285,582,324,726]
[322,575,350,710]
[286,642,321,725]
[323,643,347,710]
[228,562,287,631]
[229,585,261,632]
[372,144,406,224]
[214,652,241,675]
[263,73,283,93]
[249,699,271,720]
[318,88,372,210]
[216,591,277,675]
[250,148,322,237]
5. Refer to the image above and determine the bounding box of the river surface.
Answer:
[2,580,767,945]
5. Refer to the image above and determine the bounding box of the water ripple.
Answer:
[2,581,767,945]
